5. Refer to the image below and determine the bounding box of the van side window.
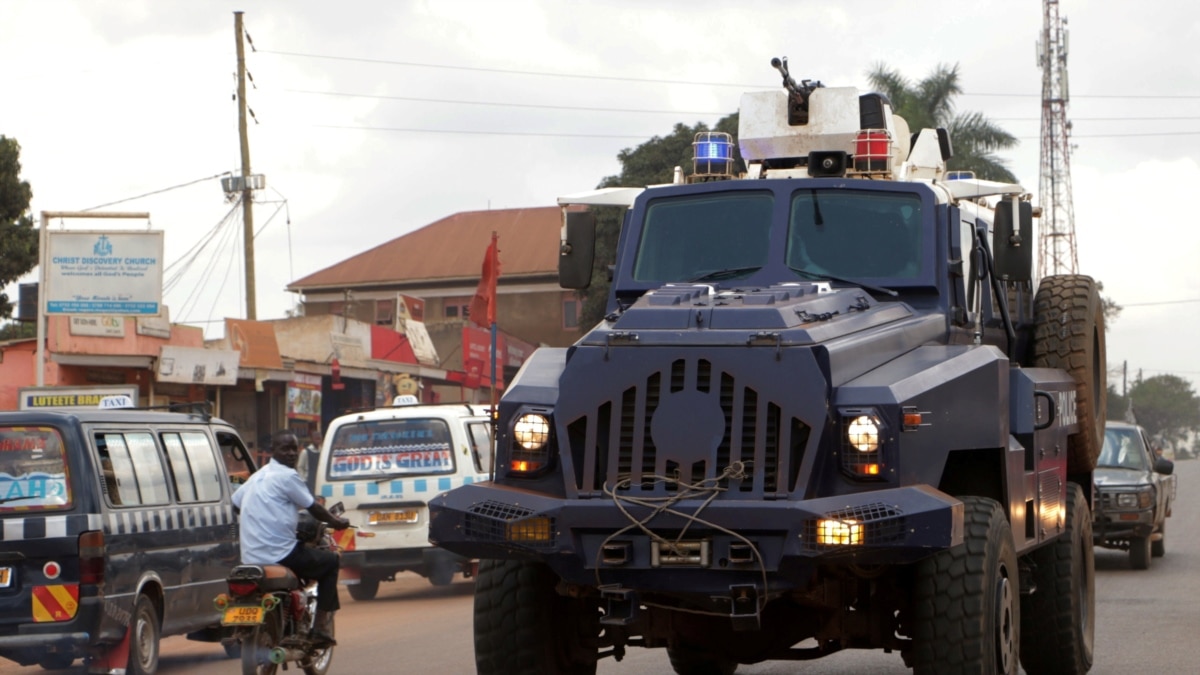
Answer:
[217,431,254,489]
[160,432,223,503]
[95,432,170,506]
[467,422,494,474]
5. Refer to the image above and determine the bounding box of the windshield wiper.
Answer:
[688,266,762,282]
[789,266,898,297]
[0,496,38,506]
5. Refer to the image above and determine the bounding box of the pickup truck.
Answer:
[1093,421,1176,569]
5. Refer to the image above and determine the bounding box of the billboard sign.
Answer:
[45,230,164,315]
[18,385,139,410]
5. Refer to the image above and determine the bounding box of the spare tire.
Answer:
[1032,275,1107,472]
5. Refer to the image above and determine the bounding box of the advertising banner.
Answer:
[68,315,125,338]
[157,346,240,385]
[287,373,322,422]
[327,418,454,479]
[18,385,139,410]
[45,230,164,315]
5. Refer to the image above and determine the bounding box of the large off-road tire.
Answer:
[474,558,599,675]
[910,497,1019,675]
[1019,482,1095,675]
[667,641,738,675]
[1129,535,1152,570]
[347,577,380,601]
[1152,521,1166,558]
[1032,275,1107,472]
[127,594,161,675]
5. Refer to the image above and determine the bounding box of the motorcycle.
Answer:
[217,502,347,675]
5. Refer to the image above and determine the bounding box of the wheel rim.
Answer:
[135,606,157,670]
[995,568,1016,674]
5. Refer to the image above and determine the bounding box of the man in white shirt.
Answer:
[232,430,349,646]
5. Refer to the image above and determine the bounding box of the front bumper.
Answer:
[1093,506,1155,543]
[429,482,962,593]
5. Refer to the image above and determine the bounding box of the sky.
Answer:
[2,0,1199,393]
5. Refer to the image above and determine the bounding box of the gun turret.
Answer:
[770,56,823,125]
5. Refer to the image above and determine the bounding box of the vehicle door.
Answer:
[155,426,246,634]
[1137,427,1169,523]
[465,417,494,481]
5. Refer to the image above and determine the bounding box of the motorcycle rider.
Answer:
[232,430,350,646]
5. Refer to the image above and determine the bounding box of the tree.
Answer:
[1105,384,1130,422]
[0,320,35,341]
[1127,373,1200,446]
[866,63,1018,183]
[579,116,741,329]
[0,136,37,320]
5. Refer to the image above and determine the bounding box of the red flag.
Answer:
[468,232,500,326]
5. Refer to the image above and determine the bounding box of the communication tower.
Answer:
[1037,0,1078,276]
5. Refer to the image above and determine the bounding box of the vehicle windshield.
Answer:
[633,192,773,282]
[1097,427,1148,470]
[325,418,456,481]
[787,189,924,279]
[0,426,73,511]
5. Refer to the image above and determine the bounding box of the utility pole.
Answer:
[234,11,257,320]
[1036,0,1079,277]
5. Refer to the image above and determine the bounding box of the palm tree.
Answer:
[867,63,1018,183]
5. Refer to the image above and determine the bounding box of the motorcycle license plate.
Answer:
[222,605,264,625]
[0,567,10,588]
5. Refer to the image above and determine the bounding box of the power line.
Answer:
[1121,298,1200,307]
[287,88,728,116]
[315,124,651,140]
[259,49,1200,100]
[259,49,763,88]
[82,173,228,211]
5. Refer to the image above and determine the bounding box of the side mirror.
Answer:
[1154,457,1175,475]
[558,210,596,289]
[992,198,1032,283]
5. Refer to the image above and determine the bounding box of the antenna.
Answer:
[1037,0,1079,277]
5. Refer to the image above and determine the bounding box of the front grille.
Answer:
[563,355,811,498]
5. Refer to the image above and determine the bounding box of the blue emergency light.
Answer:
[693,132,734,176]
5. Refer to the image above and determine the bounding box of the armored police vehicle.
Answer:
[429,58,1105,675]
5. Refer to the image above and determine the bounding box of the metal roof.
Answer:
[287,206,568,292]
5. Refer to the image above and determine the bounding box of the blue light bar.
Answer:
[693,132,734,176]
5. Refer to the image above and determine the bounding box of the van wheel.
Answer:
[429,559,456,587]
[1129,536,1151,570]
[127,595,161,675]
[348,577,380,601]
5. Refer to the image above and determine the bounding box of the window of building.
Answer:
[376,300,395,327]
[445,304,459,319]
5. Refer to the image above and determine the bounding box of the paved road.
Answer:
[3,459,1195,674]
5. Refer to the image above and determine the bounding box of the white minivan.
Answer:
[314,398,493,600]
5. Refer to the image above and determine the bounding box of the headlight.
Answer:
[847,415,880,452]
[509,412,553,476]
[1115,493,1138,508]
[513,414,550,450]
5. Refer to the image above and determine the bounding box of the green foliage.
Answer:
[0,136,38,320]
[579,115,741,330]
[0,320,35,341]
[866,63,1019,183]
[1127,373,1200,444]
[1105,384,1130,421]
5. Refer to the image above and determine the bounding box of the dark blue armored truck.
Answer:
[429,60,1105,675]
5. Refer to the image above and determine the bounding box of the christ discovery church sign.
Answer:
[45,231,164,315]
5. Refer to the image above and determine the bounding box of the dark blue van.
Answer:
[0,407,256,674]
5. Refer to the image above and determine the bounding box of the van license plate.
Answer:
[222,606,264,625]
[369,509,418,525]
[0,567,10,588]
